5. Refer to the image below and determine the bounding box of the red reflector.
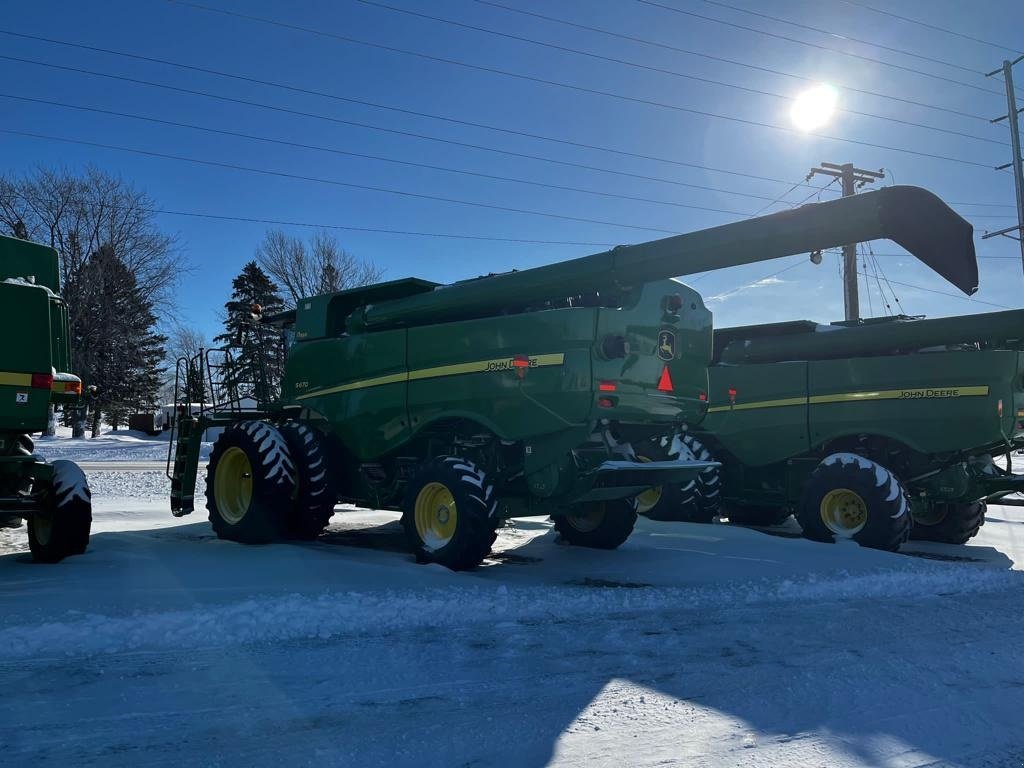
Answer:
[656,366,673,392]
[698,392,707,402]
[728,388,737,397]
[598,381,617,392]
[31,373,53,390]
[598,397,615,408]
[512,355,530,368]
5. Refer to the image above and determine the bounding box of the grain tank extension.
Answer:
[168,186,977,569]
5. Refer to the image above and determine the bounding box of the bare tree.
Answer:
[0,166,181,309]
[255,230,383,306]
[163,324,209,405]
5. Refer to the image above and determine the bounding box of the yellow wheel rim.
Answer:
[820,488,868,536]
[634,455,662,514]
[566,503,605,533]
[215,446,254,525]
[414,482,458,551]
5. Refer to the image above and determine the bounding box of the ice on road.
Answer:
[2,437,1024,766]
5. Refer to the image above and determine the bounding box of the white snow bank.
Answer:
[33,431,212,462]
[3,564,1018,660]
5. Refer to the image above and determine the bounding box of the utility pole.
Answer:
[984,55,1024,270]
[807,162,885,321]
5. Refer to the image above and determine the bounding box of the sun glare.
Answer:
[790,84,838,132]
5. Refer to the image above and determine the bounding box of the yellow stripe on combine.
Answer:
[0,372,32,387]
[707,385,990,414]
[296,353,565,401]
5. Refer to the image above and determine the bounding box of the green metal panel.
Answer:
[702,361,810,465]
[406,308,596,440]
[0,282,53,432]
[806,351,1012,455]
[0,235,60,292]
[283,329,410,460]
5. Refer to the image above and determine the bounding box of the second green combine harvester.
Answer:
[681,308,1024,551]
[168,186,978,569]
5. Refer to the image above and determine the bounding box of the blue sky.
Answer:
[2,0,1022,339]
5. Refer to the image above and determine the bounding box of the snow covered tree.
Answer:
[214,262,286,403]
[72,244,167,433]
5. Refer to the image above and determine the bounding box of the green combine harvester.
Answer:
[168,186,978,569]
[0,235,91,562]
[681,309,1024,550]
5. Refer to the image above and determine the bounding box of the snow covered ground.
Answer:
[2,436,1024,766]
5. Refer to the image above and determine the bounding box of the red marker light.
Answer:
[512,354,530,380]
[31,372,53,390]
[598,397,615,408]
[598,381,617,392]
[698,392,707,402]
[728,387,737,403]
[656,366,674,392]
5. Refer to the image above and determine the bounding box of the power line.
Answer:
[353,0,1000,146]
[162,1,999,169]
[0,93,777,214]
[470,0,993,124]
[706,257,808,301]
[635,0,1004,97]
[139,208,621,246]
[0,128,730,235]
[700,0,988,78]
[855,271,1011,309]
[833,0,1023,58]
[0,52,835,201]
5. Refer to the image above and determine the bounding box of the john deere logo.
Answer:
[657,330,676,361]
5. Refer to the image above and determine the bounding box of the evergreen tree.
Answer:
[214,261,286,403]
[73,245,167,432]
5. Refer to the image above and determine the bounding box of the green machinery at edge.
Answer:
[680,308,1024,551]
[0,235,92,563]
[168,186,978,570]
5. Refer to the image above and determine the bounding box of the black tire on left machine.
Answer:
[554,499,638,549]
[636,433,721,523]
[27,459,92,563]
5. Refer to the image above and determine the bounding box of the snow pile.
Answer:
[2,563,1018,660]
[33,431,213,463]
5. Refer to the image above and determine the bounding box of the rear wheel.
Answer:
[28,459,92,563]
[278,422,337,539]
[724,503,791,526]
[638,433,720,523]
[554,499,638,549]
[402,457,499,570]
[910,501,985,544]
[797,453,910,552]
[206,421,296,543]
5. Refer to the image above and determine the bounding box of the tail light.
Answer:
[30,373,53,390]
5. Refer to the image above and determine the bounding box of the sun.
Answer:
[790,84,838,131]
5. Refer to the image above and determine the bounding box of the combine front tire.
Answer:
[554,499,638,549]
[402,457,499,570]
[797,453,911,552]
[910,501,985,545]
[278,422,337,539]
[639,434,720,523]
[206,421,296,544]
[28,459,92,563]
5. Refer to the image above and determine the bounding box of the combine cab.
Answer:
[0,235,91,563]
[167,186,978,569]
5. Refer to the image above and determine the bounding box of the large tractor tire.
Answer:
[724,503,792,527]
[28,459,92,563]
[797,453,911,552]
[206,421,296,544]
[638,433,720,523]
[278,421,337,540]
[402,457,499,571]
[554,499,638,550]
[910,501,985,545]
